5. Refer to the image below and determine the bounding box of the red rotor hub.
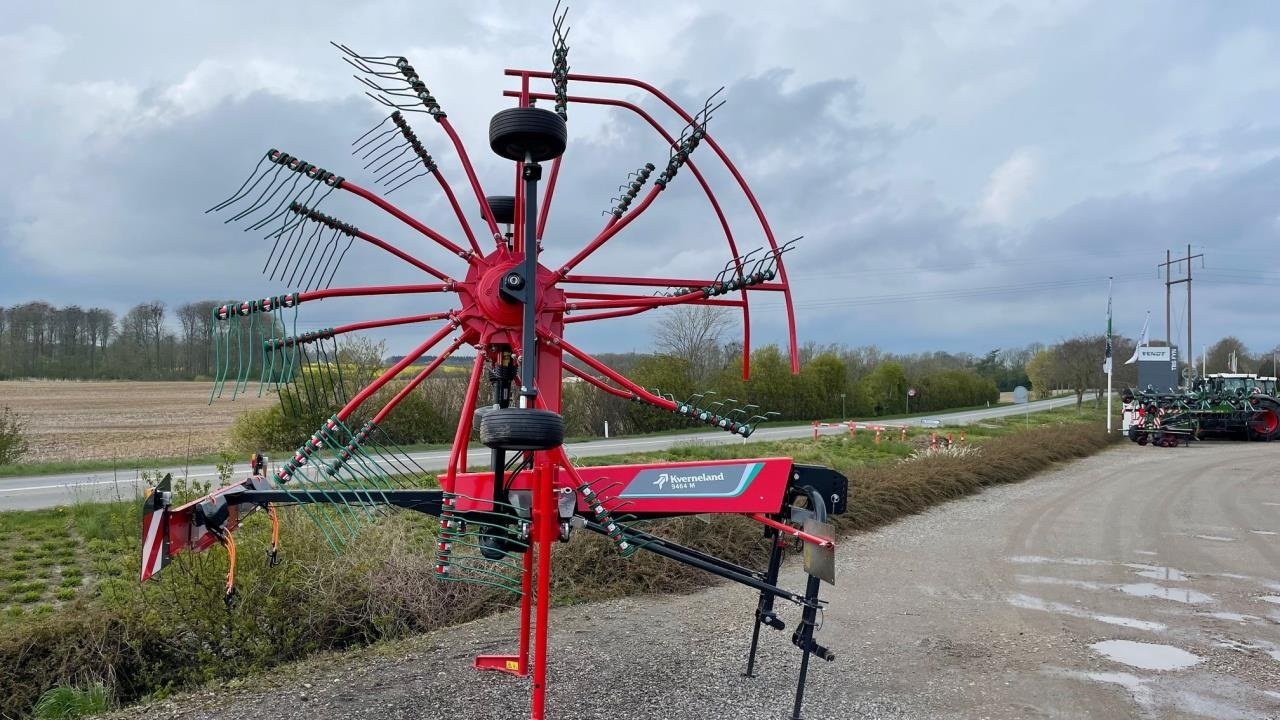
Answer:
[455,246,565,348]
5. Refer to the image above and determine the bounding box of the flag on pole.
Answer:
[1102,278,1113,374]
[1125,311,1150,365]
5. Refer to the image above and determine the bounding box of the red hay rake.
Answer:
[139,10,847,718]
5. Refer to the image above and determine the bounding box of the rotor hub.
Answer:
[457,246,564,347]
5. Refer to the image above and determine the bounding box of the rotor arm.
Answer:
[335,319,460,423]
[508,71,800,373]
[371,336,467,425]
[341,180,477,263]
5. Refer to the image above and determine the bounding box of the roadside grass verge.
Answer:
[0,397,1090,478]
[0,405,1116,718]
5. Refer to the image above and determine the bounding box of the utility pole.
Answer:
[1158,245,1203,386]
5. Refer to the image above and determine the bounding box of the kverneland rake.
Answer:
[140,11,847,719]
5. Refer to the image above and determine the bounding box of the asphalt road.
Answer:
[110,432,1280,719]
[0,396,1072,511]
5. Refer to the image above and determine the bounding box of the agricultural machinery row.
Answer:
[138,10,847,720]
[1122,373,1280,447]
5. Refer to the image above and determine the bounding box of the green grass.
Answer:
[33,683,110,720]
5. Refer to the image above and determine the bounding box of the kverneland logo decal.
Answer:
[622,463,761,498]
[653,471,726,491]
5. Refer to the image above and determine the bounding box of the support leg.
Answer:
[530,459,555,720]
[744,528,785,677]
[788,575,832,720]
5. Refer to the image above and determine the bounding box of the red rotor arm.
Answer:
[506,70,800,374]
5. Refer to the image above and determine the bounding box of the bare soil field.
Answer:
[0,380,270,462]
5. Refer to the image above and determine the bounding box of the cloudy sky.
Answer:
[2,1,1278,362]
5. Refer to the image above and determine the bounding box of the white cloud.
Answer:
[978,148,1038,225]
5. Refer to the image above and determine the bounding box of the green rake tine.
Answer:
[254,303,272,392]
[371,427,437,486]
[438,573,523,594]
[441,558,527,587]
[334,339,349,404]
[293,465,363,540]
[271,458,348,548]
[447,541,529,573]
[318,423,392,508]
[230,310,246,399]
[272,474,345,553]
[208,306,224,404]
[317,417,391,512]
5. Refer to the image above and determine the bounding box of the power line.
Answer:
[754,272,1148,310]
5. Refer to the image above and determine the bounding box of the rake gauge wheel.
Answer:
[489,107,568,162]
[480,407,565,451]
[484,195,517,225]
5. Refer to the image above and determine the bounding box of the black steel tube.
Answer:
[227,489,444,515]
[585,520,805,605]
[745,528,785,677]
[519,157,541,402]
[612,522,764,579]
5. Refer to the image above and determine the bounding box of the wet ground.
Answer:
[112,441,1280,720]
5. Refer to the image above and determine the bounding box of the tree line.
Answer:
[0,301,221,380]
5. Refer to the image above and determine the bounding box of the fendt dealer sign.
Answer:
[1136,346,1180,391]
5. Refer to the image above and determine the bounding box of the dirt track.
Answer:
[112,442,1280,719]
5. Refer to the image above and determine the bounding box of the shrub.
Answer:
[0,406,29,466]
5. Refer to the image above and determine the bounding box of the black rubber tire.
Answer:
[484,195,516,225]
[477,525,522,559]
[1249,398,1280,441]
[489,107,567,162]
[1136,434,1149,446]
[480,407,565,451]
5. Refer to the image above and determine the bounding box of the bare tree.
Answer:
[1054,334,1106,407]
[652,305,733,384]
[1206,336,1252,374]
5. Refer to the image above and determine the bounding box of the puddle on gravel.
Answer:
[1258,596,1280,606]
[1069,670,1155,707]
[1125,563,1190,581]
[1009,555,1110,566]
[1195,534,1236,542]
[1200,611,1261,623]
[1251,530,1277,536]
[1007,594,1167,631]
[1090,640,1203,670]
[1134,550,1158,556]
[1015,574,1107,590]
[1120,583,1215,604]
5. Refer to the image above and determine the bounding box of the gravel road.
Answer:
[110,441,1280,720]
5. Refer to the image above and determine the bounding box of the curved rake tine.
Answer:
[385,171,429,196]
[342,55,404,79]
[351,115,393,148]
[321,231,354,290]
[248,172,323,232]
[357,128,402,161]
[304,227,343,291]
[290,225,333,290]
[375,154,420,184]
[224,165,286,222]
[331,42,405,67]
[366,142,411,173]
[207,152,271,213]
[274,220,324,281]
[232,168,302,227]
